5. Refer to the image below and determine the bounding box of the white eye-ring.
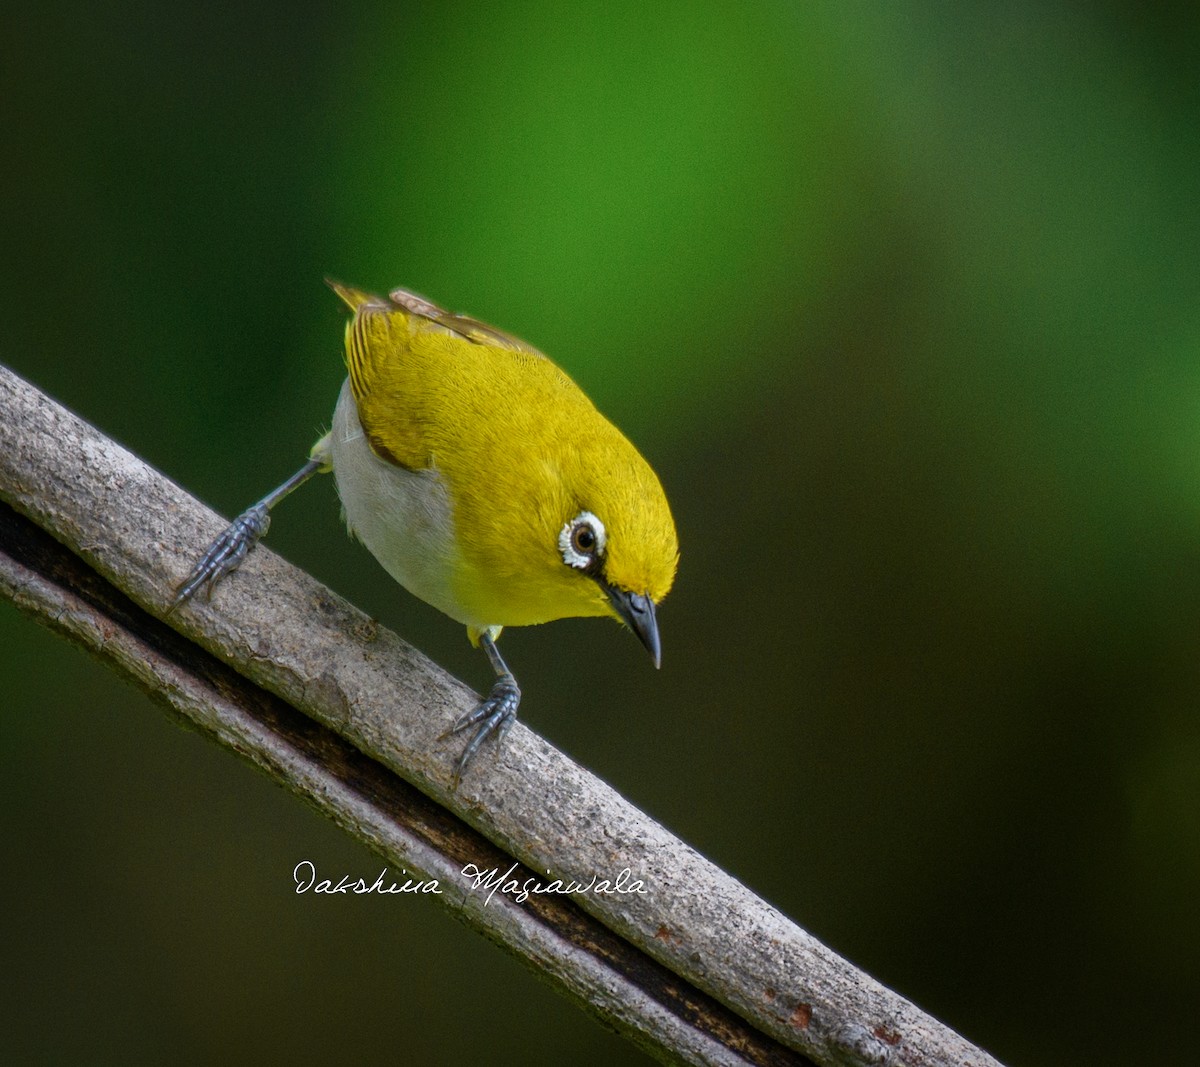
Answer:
[559,511,606,570]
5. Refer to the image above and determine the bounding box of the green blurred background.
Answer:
[3,2,1198,1064]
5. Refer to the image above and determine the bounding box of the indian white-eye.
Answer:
[172,281,679,782]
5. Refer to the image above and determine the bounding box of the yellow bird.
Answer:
[172,281,679,780]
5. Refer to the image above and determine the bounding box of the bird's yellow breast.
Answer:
[330,283,678,631]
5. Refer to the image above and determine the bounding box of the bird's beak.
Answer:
[602,584,662,669]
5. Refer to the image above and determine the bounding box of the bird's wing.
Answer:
[387,286,547,358]
[326,279,549,472]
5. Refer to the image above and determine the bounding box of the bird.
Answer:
[171,280,679,782]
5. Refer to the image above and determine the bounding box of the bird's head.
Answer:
[549,443,679,667]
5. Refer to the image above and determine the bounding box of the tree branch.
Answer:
[0,364,1003,1067]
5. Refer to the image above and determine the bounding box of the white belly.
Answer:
[329,379,464,622]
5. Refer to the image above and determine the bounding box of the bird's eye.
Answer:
[572,525,596,554]
[559,511,606,571]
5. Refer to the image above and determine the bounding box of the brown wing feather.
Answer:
[387,286,546,357]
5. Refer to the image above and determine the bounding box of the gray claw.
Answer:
[170,504,270,611]
[443,675,521,785]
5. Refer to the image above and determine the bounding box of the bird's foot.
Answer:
[441,674,521,786]
[169,504,270,611]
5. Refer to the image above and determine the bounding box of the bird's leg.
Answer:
[169,440,330,611]
[442,632,522,784]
